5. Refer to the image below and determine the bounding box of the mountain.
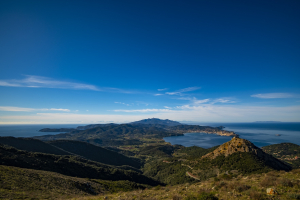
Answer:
[202,137,292,171]
[48,140,142,169]
[130,118,182,126]
[34,124,183,146]
[0,137,72,155]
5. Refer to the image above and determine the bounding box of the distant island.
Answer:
[39,118,237,137]
[254,121,282,123]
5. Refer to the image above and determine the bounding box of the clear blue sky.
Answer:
[0,0,299,124]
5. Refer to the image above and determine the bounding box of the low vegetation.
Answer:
[262,143,300,169]
[75,169,300,200]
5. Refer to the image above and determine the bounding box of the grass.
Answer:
[72,169,300,200]
[0,165,105,199]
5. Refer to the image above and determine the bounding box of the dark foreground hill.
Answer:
[48,140,142,169]
[0,144,161,186]
[0,136,72,155]
[0,165,153,199]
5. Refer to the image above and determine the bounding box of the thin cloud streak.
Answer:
[114,109,170,113]
[251,93,295,99]
[158,88,168,91]
[0,106,70,112]
[166,86,201,96]
[0,75,135,93]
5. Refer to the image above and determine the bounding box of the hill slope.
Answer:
[48,140,142,169]
[0,136,72,155]
[0,165,104,199]
[262,143,300,169]
[0,144,160,186]
[202,137,291,171]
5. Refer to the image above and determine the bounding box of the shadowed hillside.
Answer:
[0,137,72,155]
[0,144,161,186]
[48,140,142,169]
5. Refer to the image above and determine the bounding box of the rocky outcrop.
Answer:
[202,137,292,171]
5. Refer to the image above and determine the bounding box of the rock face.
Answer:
[202,137,292,171]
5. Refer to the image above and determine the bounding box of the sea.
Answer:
[163,122,300,148]
[0,124,85,137]
[0,123,299,148]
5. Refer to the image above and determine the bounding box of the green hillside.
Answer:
[48,140,142,169]
[0,144,161,186]
[262,143,300,169]
[0,165,104,199]
[0,165,151,199]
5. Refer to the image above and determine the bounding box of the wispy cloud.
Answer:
[193,98,210,104]
[212,98,236,104]
[251,93,295,99]
[0,106,70,112]
[115,102,131,106]
[0,75,100,91]
[154,94,164,96]
[165,87,201,96]
[158,88,168,91]
[0,75,135,93]
[114,108,170,113]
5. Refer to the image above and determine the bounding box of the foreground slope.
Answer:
[0,165,105,199]
[79,169,300,200]
[0,165,153,200]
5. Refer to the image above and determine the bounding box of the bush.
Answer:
[260,176,277,187]
[173,195,182,200]
[185,192,218,200]
[227,182,251,192]
[249,191,265,200]
[288,193,300,199]
[277,178,293,187]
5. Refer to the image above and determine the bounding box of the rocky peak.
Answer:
[202,137,292,171]
[202,137,262,159]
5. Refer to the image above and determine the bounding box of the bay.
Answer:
[163,122,300,148]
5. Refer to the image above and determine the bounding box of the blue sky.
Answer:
[0,0,300,124]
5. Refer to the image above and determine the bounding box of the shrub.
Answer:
[185,192,218,200]
[288,193,300,199]
[277,178,293,187]
[249,190,265,200]
[260,176,277,187]
[220,174,231,180]
[173,195,182,200]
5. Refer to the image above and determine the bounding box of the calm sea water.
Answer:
[0,124,85,137]
[1,123,299,148]
[164,123,300,148]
